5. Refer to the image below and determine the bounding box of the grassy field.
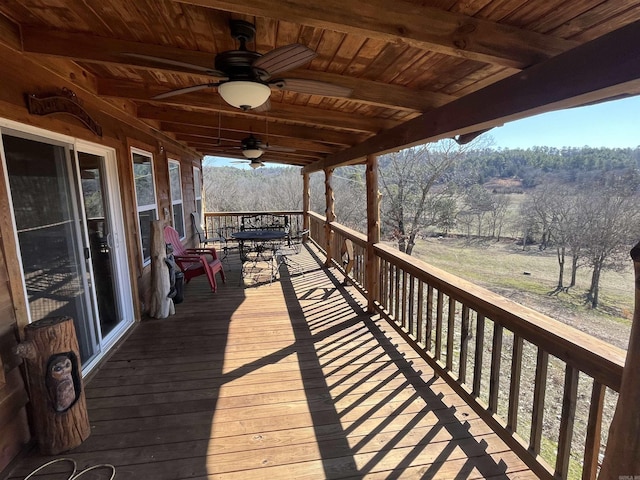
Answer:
[410,236,634,349]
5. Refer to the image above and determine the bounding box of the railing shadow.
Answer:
[272,244,516,478]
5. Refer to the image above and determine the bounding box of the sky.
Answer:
[204,95,640,168]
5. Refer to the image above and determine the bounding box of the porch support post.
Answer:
[599,241,640,478]
[302,172,310,243]
[324,167,335,267]
[366,154,380,313]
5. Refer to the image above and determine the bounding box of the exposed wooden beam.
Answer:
[178,137,324,160]
[176,0,578,69]
[0,13,21,51]
[20,27,220,76]
[97,78,396,133]
[22,28,455,112]
[160,122,335,153]
[172,132,334,155]
[137,105,364,146]
[303,20,640,173]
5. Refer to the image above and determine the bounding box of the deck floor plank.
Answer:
[5,244,535,479]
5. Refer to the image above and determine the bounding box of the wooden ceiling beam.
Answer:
[22,28,455,112]
[201,148,314,165]
[137,105,364,146]
[176,0,578,69]
[97,78,396,133]
[169,129,335,154]
[175,134,325,158]
[303,20,640,173]
[0,13,21,51]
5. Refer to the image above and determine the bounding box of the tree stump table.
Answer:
[15,316,90,454]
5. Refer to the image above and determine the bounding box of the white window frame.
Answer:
[131,147,158,266]
[193,166,202,222]
[168,159,185,239]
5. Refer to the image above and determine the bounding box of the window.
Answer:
[168,160,185,238]
[131,148,157,265]
[193,166,202,221]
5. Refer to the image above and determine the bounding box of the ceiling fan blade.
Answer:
[251,98,271,113]
[271,78,353,98]
[121,53,228,77]
[253,44,316,78]
[152,83,221,99]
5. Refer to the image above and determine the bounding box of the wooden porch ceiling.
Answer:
[6,246,535,479]
[1,1,639,169]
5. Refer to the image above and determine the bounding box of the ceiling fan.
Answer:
[233,159,265,169]
[211,133,295,160]
[125,20,353,110]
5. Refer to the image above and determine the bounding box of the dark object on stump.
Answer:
[15,316,90,454]
[166,244,184,304]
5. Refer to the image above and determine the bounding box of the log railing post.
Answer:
[599,241,640,478]
[324,168,335,267]
[302,172,310,243]
[366,154,380,312]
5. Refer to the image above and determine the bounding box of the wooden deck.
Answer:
[6,244,535,479]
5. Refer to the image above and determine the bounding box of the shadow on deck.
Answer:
[6,244,534,479]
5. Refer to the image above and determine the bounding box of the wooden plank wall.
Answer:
[0,36,201,472]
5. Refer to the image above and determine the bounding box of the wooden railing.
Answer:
[204,211,304,238]
[308,212,326,251]
[308,214,627,480]
[308,212,368,294]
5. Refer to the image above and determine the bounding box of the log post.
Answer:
[324,168,335,267]
[366,154,381,313]
[302,172,310,243]
[599,241,640,478]
[15,316,90,455]
[149,220,175,319]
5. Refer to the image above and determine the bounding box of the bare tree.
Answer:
[581,187,640,308]
[379,139,475,255]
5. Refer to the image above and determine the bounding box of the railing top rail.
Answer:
[329,221,367,246]
[206,211,304,217]
[308,211,326,222]
[375,242,626,391]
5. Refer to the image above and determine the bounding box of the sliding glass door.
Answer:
[1,128,133,372]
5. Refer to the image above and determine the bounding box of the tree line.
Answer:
[203,143,640,308]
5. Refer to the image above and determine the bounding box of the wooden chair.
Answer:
[163,225,225,292]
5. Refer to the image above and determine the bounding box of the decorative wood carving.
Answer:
[15,316,90,455]
[25,88,103,136]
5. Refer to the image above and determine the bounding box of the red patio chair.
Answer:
[163,225,226,292]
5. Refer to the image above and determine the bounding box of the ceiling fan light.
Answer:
[242,147,264,159]
[218,80,271,110]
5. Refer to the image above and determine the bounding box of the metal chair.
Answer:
[276,229,309,276]
[191,212,229,263]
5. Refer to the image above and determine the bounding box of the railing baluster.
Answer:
[408,274,415,334]
[472,314,485,397]
[394,264,400,322]
[401,270,408,328]
[556,365,579,479]
[416,281,424,344]
[426,285,433,351]
[582,381,605,480]
[446,297,455,371]
[459,305,470,384]
[508,334,523,432]
[489,322,503,413]
[435,290,443,361]
[380,258,387,310]
[530,349,549,454]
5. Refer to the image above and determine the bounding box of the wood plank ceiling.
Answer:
[1,0,639,171]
